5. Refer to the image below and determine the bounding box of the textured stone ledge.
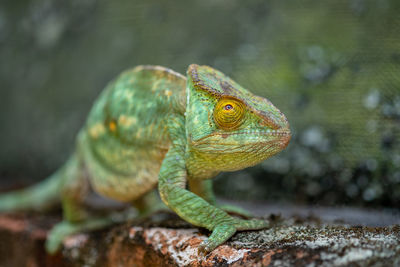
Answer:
[0,210,399,266]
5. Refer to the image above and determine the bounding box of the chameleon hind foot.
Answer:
[45,216,125,254]
[198,217,269,254]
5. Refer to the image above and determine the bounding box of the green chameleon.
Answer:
[0,64,290,254]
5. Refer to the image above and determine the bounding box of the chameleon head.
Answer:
[186,64,291,172]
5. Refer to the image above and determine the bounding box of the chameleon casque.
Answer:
[0,64,290,254]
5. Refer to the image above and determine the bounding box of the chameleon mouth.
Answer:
[226,129,291,138]
[279,132,291,149]
[224,128,291,149]
[193,128,291,149]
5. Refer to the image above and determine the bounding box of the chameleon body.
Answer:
[0,64,290,253]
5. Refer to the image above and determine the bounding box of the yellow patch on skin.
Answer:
[164,90,173,97]
[89,123,106,138]
[109,121,117,132]
[118,115,137,127]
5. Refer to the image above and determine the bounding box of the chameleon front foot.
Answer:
[198,217,269,254]
[199,224,236,254]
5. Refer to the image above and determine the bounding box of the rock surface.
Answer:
[0,209,399,267]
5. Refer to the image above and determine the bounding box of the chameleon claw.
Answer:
[198,239,216,255]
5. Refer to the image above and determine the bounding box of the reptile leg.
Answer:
[47,188,167,253]
[159,144,269,254]
[45,156,124,254]
[188,179,253,218]
[45,155,90,253]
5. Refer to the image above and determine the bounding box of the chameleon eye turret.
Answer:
[213,97,245,130]
[0,64,290,254]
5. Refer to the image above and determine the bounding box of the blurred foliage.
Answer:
[0,0,399,207]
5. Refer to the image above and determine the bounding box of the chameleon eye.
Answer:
[214,98,245,130]
[224,104,233,110]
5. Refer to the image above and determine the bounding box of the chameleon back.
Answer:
[81,66,187,201]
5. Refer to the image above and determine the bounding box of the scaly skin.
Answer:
[0,64,290,254]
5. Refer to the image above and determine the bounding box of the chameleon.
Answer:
[0,64,290,254]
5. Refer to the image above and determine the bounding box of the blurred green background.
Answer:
[0,0,399,208]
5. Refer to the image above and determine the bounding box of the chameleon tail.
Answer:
[0,155,75,212]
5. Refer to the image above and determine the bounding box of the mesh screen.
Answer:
[0,0,399,207]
